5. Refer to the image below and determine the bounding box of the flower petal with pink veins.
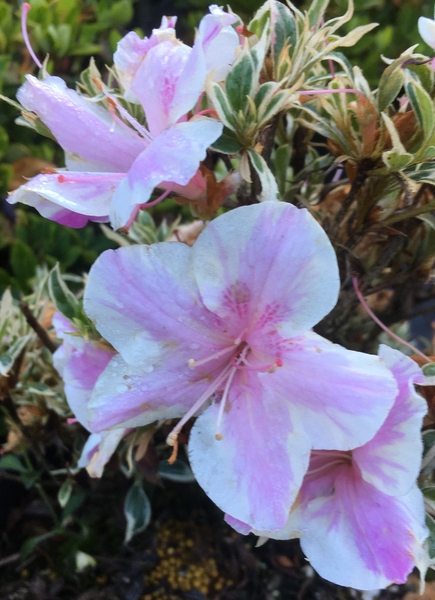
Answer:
[88,351,220,431]
[130,41,191,136]
[353,345,426,496]
[84,243,229,369]
[270,332,397,451]
[191,203,340,338]
[188,373,311,531]
[17,76,144,173]
[114,21,177,102]
[297,471,426,589]
[9,172,116,224]
[62,342,115,430]
[198,5,239,81]
[110,118,222,229]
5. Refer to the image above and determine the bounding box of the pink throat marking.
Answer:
[22,3,42,69]
[166,341,283,455]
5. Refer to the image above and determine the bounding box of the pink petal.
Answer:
[353,345,426,496]
[80,429,127,477]
[9,172,115,224]
[61,342,115,430]
[130,41,191,136]
[198,5,239,81]
[17,76,144,172]
[192,203,340,339]
[84,243,228,369]
[169,40,207,126]
[298,468,426,589]
[114,24,178,103]
[188,372,311,531]
[270,332,397,451]
[110,118,222,229]
[88,352,217,431]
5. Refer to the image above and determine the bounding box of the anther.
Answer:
[215,433,224,441]
[188,359,196,369]
[57,175,65,183]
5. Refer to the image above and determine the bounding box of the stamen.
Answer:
[21,3,42,69]
[139,187,173,209]
[230,355,283,372]
[188,346,233,369]
[166,364,233,449]
[215,367,237,440]
[352,274,431,364]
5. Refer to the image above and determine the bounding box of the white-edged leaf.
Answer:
[124,482,151,543]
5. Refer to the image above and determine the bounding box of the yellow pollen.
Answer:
[188,359,196,368]
[215,433,224,441]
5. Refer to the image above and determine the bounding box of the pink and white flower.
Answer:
[9,6,239,229]
[52,313,127,477]
[83,202,397,531]
[229,346,428,589]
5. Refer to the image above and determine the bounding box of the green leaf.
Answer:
[158,460,195,483]
[207,82,236,131]
[0,454,28,473]
[382,149,414,171]
[423,363,435,378]
[423,430,435,457]
[247,149,280,201]
[377,64,404,113]
[272,2,296,64]
[406,79,435,142]
[21,531,58,559]
[10,240,37,289]
[210,127,243,154]
[48,263,79,321]
[124,482,151,543]
[426,514,435,559]
[57,479,73,508]
[423,487,435,502]
[62,492,87,518]
[307,0,330,28]
[225,52,256,113]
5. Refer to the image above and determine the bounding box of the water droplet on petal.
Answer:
[189,343,200,350]
[144,365,154,374]
[116,383,128,393]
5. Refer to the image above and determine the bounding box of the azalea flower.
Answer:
[83,202,397,531]
[228,346,428,589]
[52,313,126,477]
[9,6,239,230]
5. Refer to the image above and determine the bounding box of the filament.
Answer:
[166,364,233,449]
[188,345,234,369]
[352,274,430,363]
[22,3,42,69]
[215,367,237,440]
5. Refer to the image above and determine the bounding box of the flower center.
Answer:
[307,450,353,477]
[166,340,283,463]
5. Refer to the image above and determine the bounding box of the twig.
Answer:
[19,301,57,354]
[0,553,20,568]
[328,162,371,239]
